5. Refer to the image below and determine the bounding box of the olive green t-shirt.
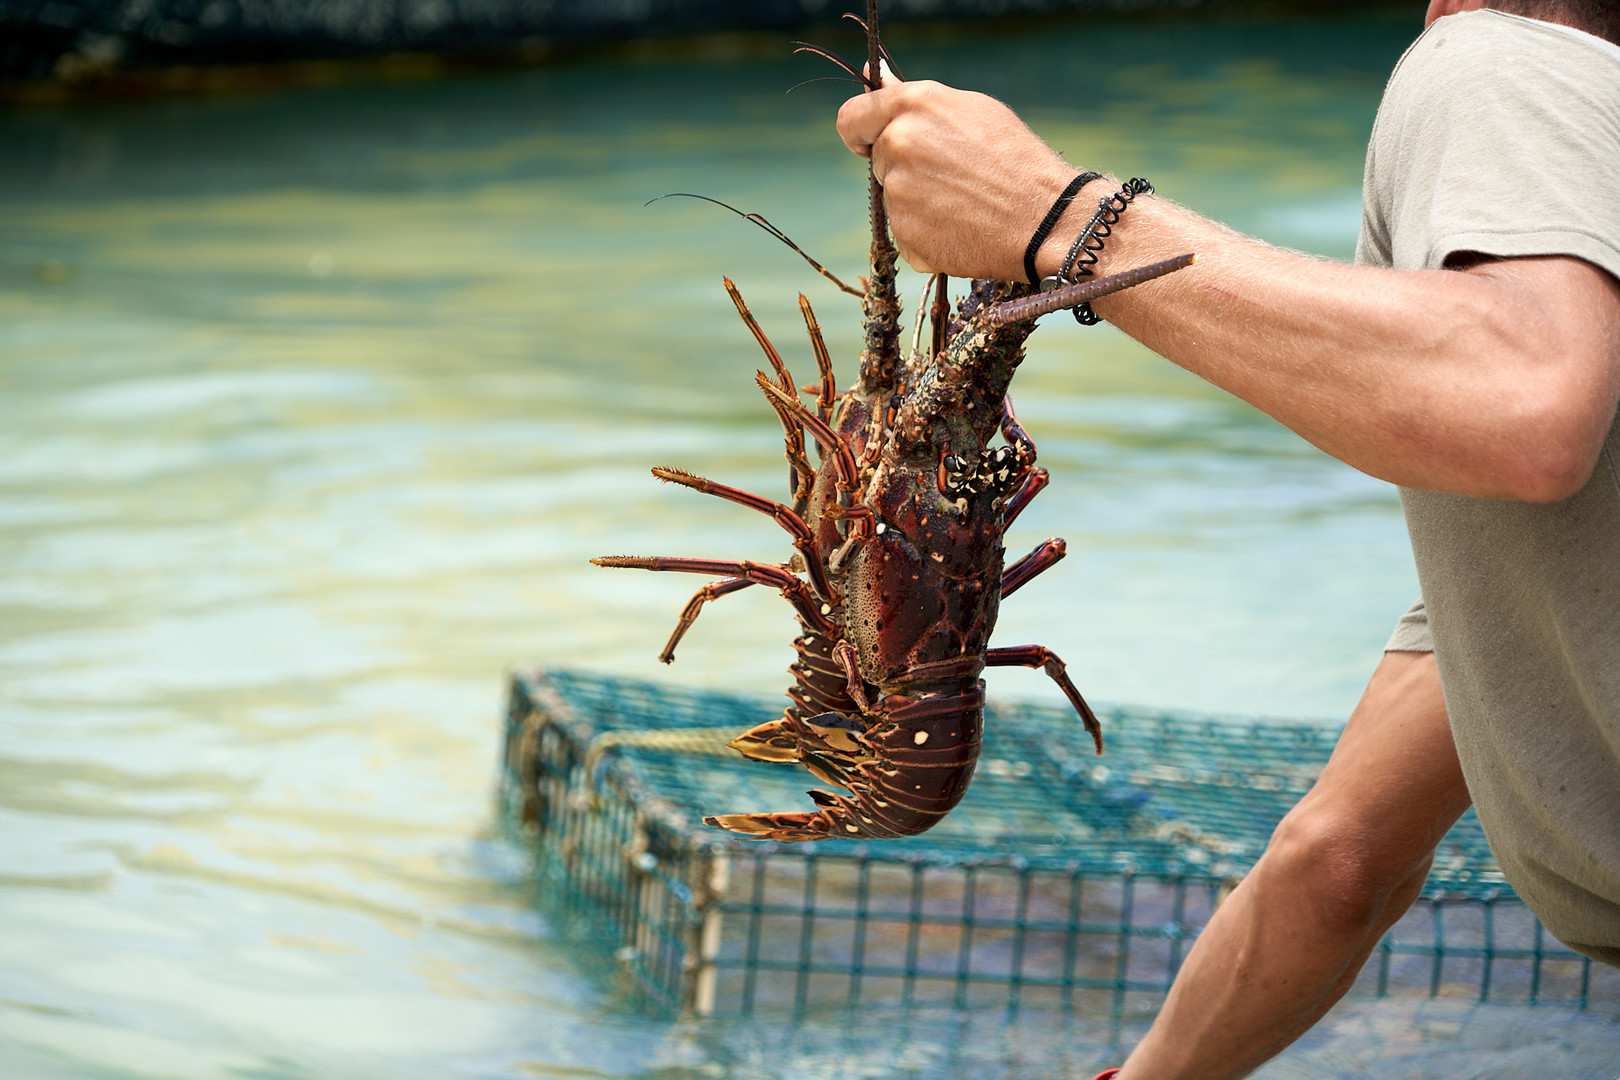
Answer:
[1356,9,1620,966]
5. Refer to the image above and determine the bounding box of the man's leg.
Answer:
[1116,650,1471,1080]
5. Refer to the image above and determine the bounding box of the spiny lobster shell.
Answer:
[596,1,1190,841]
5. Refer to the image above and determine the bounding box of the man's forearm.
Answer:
[1042,186,1619,501]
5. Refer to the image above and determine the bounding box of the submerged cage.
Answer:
[500,667,1614,1019]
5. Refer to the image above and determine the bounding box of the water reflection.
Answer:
[3,8,1615,1077]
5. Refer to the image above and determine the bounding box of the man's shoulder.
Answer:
[1361,7,1620,275]
[1393,8,1620,85]
[1377,7,1620,148]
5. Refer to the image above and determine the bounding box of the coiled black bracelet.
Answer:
[1042,176,1154,325]
[1023,171,1103,287]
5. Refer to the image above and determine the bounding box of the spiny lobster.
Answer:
[595,2,1192,842]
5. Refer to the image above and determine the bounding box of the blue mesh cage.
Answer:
[500,667,1613,1019]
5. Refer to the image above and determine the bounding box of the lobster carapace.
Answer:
[595,2,1192,841]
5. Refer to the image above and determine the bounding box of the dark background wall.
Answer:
[2,0,1364,83]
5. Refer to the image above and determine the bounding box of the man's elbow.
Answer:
[1498,399,1607,503]
[1508,448,1597,503]
[1437,256,1620,503]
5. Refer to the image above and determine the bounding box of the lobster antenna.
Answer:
[857,0,903,393]
[792,13,904,90]
[785,75,865,94]
[841,11,904,82]
[866,0,882,92]
[984,253,1197,326]
[791,42,867,85]
[647,193,864,298]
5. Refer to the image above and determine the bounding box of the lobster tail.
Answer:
[704,691,985,842]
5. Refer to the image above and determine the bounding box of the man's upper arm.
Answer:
[1460,254,1620,498]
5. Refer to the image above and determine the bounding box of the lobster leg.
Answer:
[832,640,874,713]
[1000,395,1037,460]
[755,387,818,510]
[865,390,905,475]
[657,576,754,663]
[724,276,795,396]
[985,644,1103,753]
[649,466,835,603]
[755,376,878,549]
[997,395,1043,507]
[1000,538,1067,599]
[710,678,986,842]
[1001,467,1050,530]
[755,376,864,498]
[798,294,837,427]
[725,278,817,507]
[930,271,950,361]
[591,555,836,637]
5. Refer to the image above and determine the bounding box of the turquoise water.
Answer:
[2,8,1617,1077]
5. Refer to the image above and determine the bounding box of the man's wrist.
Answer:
[1023,171,1103,285]
[1034,173,1114,281]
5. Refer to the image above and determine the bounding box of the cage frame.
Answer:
[501,667,1610,1019]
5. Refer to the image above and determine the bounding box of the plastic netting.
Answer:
[500,667,1613,1018]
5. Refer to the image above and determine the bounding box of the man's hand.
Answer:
[836,78,1091,280]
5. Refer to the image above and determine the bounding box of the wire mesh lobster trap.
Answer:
[499,667,1615,1019]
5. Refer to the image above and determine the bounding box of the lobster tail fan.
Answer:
[726,719,802,763]
[703,811,833,842]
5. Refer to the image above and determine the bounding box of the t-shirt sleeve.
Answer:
[1385,597,1434,653]
[1368,13,1620,278]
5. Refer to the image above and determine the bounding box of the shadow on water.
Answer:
[1,7,1616,1078]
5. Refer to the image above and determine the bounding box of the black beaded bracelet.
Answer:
[1022,171,1103,287]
